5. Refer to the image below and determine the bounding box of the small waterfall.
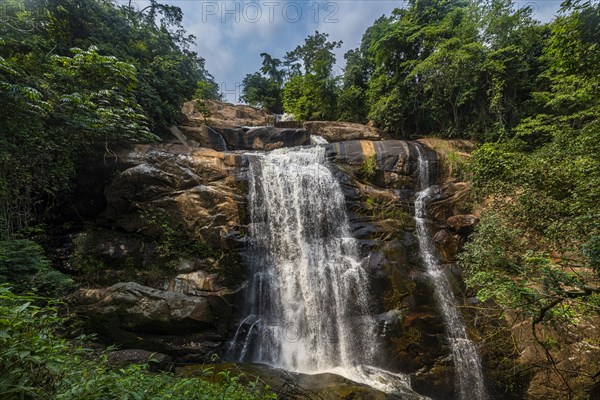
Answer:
[230,146,376,371]
[413,144,488,400]
[309,135,329,145]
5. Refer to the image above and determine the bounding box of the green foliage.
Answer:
[460,213,597,321]
[194,80,221,101]
[0,286,276,399]
[283,73,339,121]
[0,240,73,295]
[583,236,600,276]
[238,31,343,120]
[357,155,377,182]
[0,0,218,237]
[450,3,600,345]
[141,210,219,261]
[240,72,283,114]
[239,52,285,114]
[337,85,367,123]
[336,0,546,137]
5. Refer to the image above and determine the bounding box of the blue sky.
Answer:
[128,1,564,103]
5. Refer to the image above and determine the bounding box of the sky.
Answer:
[127,0,564,103]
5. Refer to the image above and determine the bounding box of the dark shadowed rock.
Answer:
[214,126,310,150]
[107,349,172,370]
[427,182,471,223]
[174,125,228,150]
[446,214,479,234]
[433,229,463,263]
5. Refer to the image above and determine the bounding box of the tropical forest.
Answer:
[0,0,598,399]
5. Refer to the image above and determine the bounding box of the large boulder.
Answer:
[181,99,270,128]
[432,229,463,263]
[102,144,247,249]
[72,282,214,330]
[164,270,241,297]
[304,121,383,142]
[173,126,228,151]
[214,126,310,150]
[426,182,472,222]
[446,214,479,234]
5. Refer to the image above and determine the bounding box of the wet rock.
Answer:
[326,140,414,174]
[214,126,310,150]
[432,229,463,263]
[178,363,430,400]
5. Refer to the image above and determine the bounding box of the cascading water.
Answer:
[413,144,488,400]
[230,146,376,370]
[228,145,425,397]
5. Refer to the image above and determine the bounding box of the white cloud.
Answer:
[126,0,563,103]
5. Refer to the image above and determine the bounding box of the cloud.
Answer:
[124,0,563,103]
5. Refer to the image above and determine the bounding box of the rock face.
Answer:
[102,144,246,248]
[63,133,600,398]
[305,121,383,142]
[181,99,270,128]
[176,101,310,151]
[67,137,486,398]
[68,143,250,361]
[74,282,215,328]
[172,126,228,151]
[213,126,310,150]
[446,214,479,234]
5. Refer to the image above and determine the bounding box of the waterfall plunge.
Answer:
[228,142,485,399]
[231,146,376,371]
[413,144,489,400]
[229,146,429,397]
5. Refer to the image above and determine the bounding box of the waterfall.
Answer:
[413,144,488,400]
[229,146,430,398]
[230,146,376,371]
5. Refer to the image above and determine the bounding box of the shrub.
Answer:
[0,239,73,295]
[0,286,276,400]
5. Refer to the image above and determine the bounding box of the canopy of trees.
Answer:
[0,0,219,237]
[240,31,341,120]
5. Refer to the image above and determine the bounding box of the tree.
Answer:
[281,32,342,120]
[239,52,284,114]
[285,31,342,77]
[0,0,217,236]
[240,72,283,114]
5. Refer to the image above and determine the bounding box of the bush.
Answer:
[0,286,276,400]
[0,240,73,295]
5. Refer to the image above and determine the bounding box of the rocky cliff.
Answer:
[55,101,600,399]
[64,126,493,397]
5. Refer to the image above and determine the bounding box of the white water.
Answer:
[229,146,425,397]
[310,134,329,145]
[413,144,489,400]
